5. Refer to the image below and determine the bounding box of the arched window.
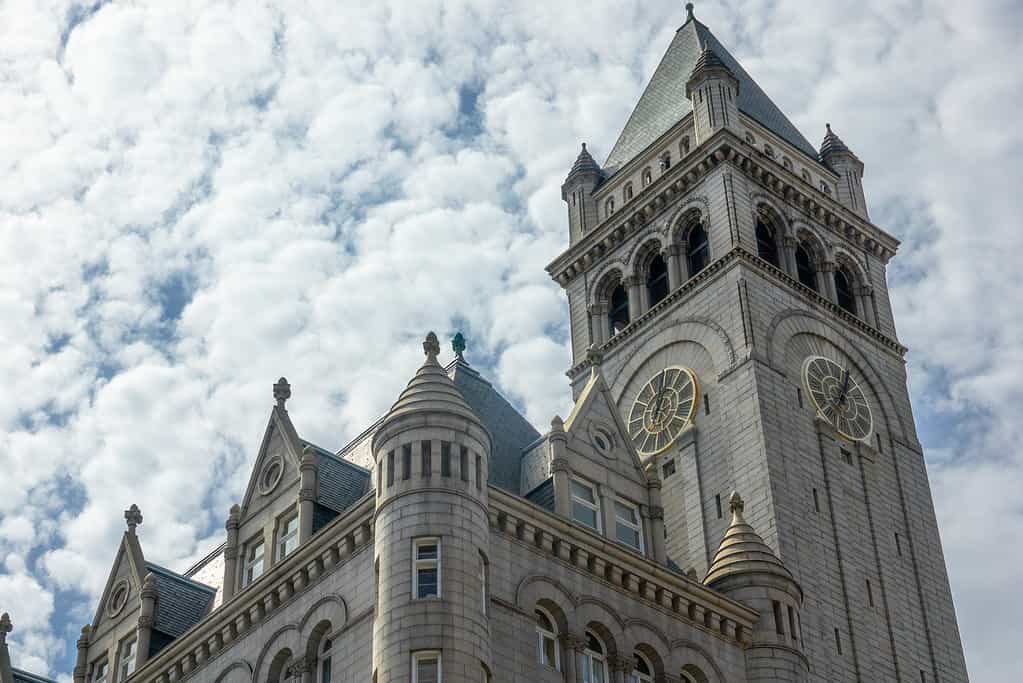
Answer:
[582,632,608,683]
[795,244,817,291]
[686,224,709,277]
[755,220,780,268]
[608,284,630,335]
[642,168,653,187]
[628,653,654,683]
[647,254,669,307]
[535,608,560,670]
[660,152,671,171]
[605,197,615,218]
[680,136,691,156]
[624,183,634,202]
[318,638,333,683]
[835,267,857,315]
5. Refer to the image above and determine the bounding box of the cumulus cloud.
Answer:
[0,0,1019,680]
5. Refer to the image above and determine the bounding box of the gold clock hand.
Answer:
[837,369,851,406]
[653,370,668,422]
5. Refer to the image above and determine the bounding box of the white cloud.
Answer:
[0,0,1019,680]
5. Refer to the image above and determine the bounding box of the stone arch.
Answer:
[666,640,725,683]
[575,596,628,644]
[515,575,578,631]
[669,204,708,245]
[589,263,627,303]
[621,618,672,664]
[298,594,347,633]
[213,661,253,683]
[751,194,788,232]
[832,248,869,287]
[753,199,786,268]
[266,648,294,683]
[582,619,622,659]
[764,309,907,439]
[793,223,827,264]
[253,625,302,683]
[628,237,666,273]
[633,641,667,678]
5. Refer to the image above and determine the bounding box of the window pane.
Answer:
[614,501,637,524]
[542,635,557,667]
[536,609,553,631]
[571,481,595,503]
[417,568,438,598]
[417,543,438,560]
[572,502,598,529]
[616,524,641,549]
[416,656,439,683]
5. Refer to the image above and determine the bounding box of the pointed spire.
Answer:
[124,504,143,535]
[566,142,602,181]
[690,44,733,81]
[820,122,853,158]
[273,377,291,409]
[705,491,796,587]
[381,332,482,427]
[685,2,695,22]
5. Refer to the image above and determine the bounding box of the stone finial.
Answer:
[273,377,291,409]
[141,572,158,599]
[124,504,143,534]
[452,332,466,361]
[585,343,604,368]
[728,491,745,521]
[550,415,565,433]
[0,612,11,643]
[423,332,441,360]
[686,2,695,21]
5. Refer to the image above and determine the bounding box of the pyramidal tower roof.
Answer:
[603,8,817,173]
[704,492,796,587]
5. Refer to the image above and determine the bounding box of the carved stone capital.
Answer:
[299,487,316,503]
[820,260,837,272]
[783,234,799,247]
[138,615,155,628]
[588,302,609,315]
[623,275,642,288]
[609,654,635,672]
[664,243,683,257]
[648,505,665,520]
[551,458,572,474]
[559,632,587,652]
[290,658,310,675]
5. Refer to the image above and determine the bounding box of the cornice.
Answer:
[489,488,758,643]
[546,129,900,288]
[566,246,906,381]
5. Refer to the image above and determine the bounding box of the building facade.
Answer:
[1,6,969,683]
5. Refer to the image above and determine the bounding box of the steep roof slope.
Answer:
[603,15,817,173]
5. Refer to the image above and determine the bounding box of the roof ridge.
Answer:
[145,562,217,593]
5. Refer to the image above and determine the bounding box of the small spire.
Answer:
[0,612,11,643]
[452,332,466,361]
[686,2,695,21]
[550,415,565,433]
[729,490,745,522]
[273,377,291,409]
[423,332,441,361]
[124,504,143,535]
[581,142,587,151]
[826,122,832,132]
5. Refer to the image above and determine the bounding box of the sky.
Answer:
[1,0,1020,680]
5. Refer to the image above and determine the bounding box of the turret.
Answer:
[561,143,603,245]
[705,493,808,682]
[819,123,869,219]
[371,332,493,682]
[685,41,741,144]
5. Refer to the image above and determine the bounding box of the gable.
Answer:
[239,407,304,517]
[89,533,145,641]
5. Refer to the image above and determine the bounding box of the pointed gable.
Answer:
[239,405,304,516]
[603,16,817,174]
[90,527,146,636]
[563,368,646,481]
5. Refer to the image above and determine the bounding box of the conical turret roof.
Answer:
[566,143,602,181]
[819,123,855,159]
[689,45,733,80]
[705,492,796,587]
[382,332,484,428]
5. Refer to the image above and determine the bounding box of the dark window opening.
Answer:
[608,284,630,335]
[756,220,780,268]
[797,386,804,408]
[796,244,817,291]
[787,605,797,640]
[876,433,883,452]
[475,454,482,490]
[647,255,669,307]
[460,445,469,482]
[835,628,843,655]
[422,441,432,478]
[895,532,903,556]
[662,460,676,478]
[386,450,395,487]
[402,444,412,480]
[703,393,710,415]
[842,449,853,466]
[773,601,785,635]
[715,494,722,519]
[867,579,875,607]
[686,224,709,277]
[441,441,451,477]
[835,268,857,315]
[812,488,820,513]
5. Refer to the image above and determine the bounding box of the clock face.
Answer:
[627,366,699,458]
[802,356,873,441]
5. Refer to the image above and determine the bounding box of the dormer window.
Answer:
[277,514,299,561]
[571,479,601,531]
[641,168,652,187]
[624,183,634,201]
[614,499,644,552]
[244,539,265,585]
[605,197,615,217]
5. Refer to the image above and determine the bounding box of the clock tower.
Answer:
[548,6,969,683]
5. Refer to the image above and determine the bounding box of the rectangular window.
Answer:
[277,514,299,561]
[387,450,395,486]
[797,387,803,408]
[614,499,644,552]
[92,659,109,683]
[866,578,875,607]
[480,553,488,613]
[460,445,469,482]
[834,628,843,655]
[787,605,797,640]
[475,454,482,490]
[841,449,853,466]
[703,393,710,415]
[413,538,440,599]
[412,651,441,683]
[812,488,820,513]
[441,442,451,477]
[402,444,412,480]
[245,539,265,585]
[773,601,785,635]
[422,441,432,478]
[570,479,601,531]
[715,494,723,519]
[119,639,136,681]
[662,459,676,478]
[895,532,903,556]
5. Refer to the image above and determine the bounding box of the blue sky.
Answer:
[1,1,1021,681]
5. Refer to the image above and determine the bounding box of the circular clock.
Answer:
[802,356,873,441]
[627,366,699,458]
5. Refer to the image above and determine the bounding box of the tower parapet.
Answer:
[706,492,809,682]
[371,332,493,682]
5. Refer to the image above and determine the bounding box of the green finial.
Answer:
[452,332,466,360]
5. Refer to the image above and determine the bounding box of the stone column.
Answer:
[299,446,318,544]
[782,235,798,276]
[136,573,158,667]
[664,244,683,291]
[293,657,312,683]
[588,303,608,346]
[559,634,585,683]
[820,261,838,302]
[598,484,615,541]
[646,475,666,564]
[624,276,642,321]
[223,504,241,601]
[610,654,632,683]
[550,417,572,518]
[857,286,876,326]
[72,625,91,683]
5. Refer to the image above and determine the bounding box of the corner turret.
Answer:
[819,123,868,219]
[706,493,808,682]
[562,143,603,245]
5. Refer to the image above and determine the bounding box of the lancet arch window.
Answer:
[646,253,669,308]
[795,243,818,292]
[642,168,653,187]
[685,223,709,277]
[834,266,858,315]
[608,283,630,335]
[755,219,781,268]
[582,631,609,683]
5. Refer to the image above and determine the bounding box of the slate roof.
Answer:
[301,440,372,513]
[603,15,817,174]
[12,669,56,683]
[144,562,216,648]
[447,359,541,492]
[524,478,555,512]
